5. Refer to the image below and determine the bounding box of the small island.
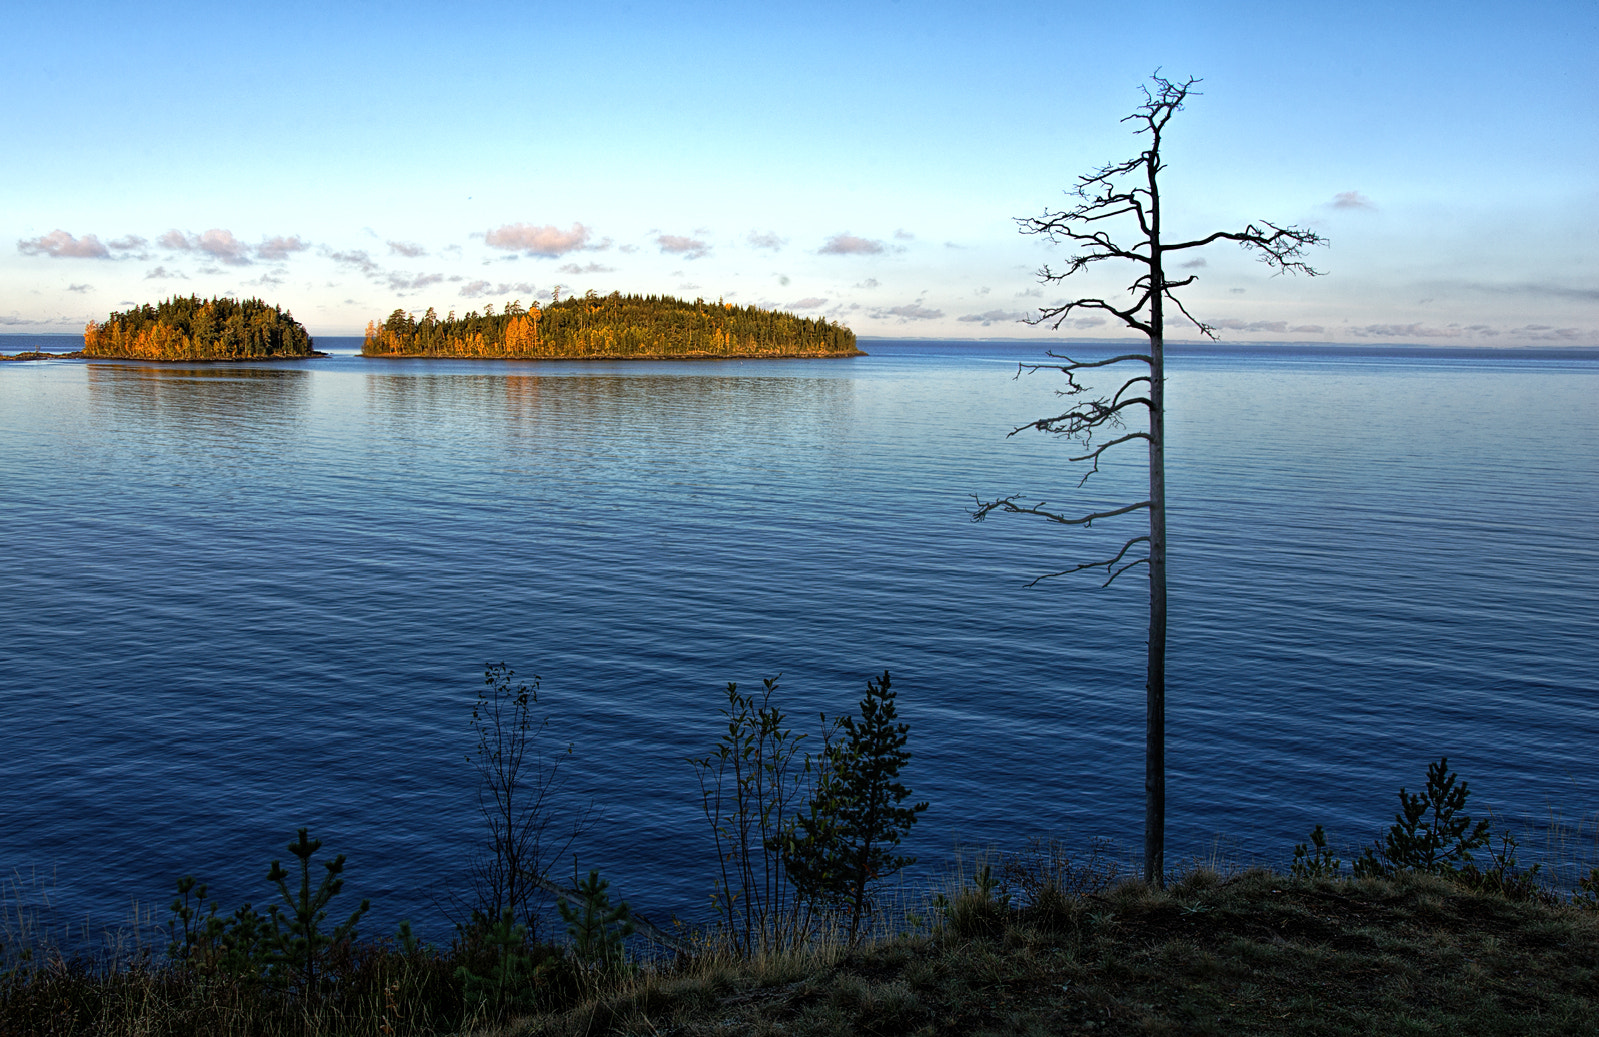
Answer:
[83,295,318,360]
[361,291,861,360]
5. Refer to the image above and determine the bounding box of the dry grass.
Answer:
[7,858,1599,1036]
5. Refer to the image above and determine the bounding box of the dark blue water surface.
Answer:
[2,338,1596,940]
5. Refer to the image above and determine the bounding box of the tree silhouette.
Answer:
[975,74,1326,886]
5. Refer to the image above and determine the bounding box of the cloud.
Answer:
[894,229,915,241]
[1210,318,1291,333]
[386,272,444,292]
[108,235,147,253]
[872,302,944,321]
[485,222,592,257]
[199,230,252,265]
[1341,321,1582,342]
[144,266,185,280]
[1229,288,1246,294]
[1332,191,1375,210]
[160,228,254,265]
[66,283,92,293]
[1456,281,1599,303]
[657,234,710,259]
[457,280,540,299]
[17,230,110,259]
[944,241,966,249]
[777,274,791,286]
[1346,322,1464,339]
[790,297,828,309]
[257,235,309,261]
[747,231,786,250]
[1514,325,1584,340]
[958,309,1028,325]
[819,233,885,255]
[855,278,880,289]
[558,262,615,274]
[387,240,427,258]
[328,250,381,276]
[1179,258,1207,269]
[246,272,287,287]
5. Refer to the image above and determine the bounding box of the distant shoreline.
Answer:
[358,348,867,361]
[1,350,330,363]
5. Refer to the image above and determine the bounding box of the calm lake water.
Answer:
[2,338,1596,941]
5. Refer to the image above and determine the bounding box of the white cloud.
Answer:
[386,272,444,292]
[790,297,828,309]
[1332,191,1376,210]
[894,228,915,240]
[819,233,885,255]
[387,240,427,258]
[657,234,710,259]
[144,266,185,280]
[958,309,1028,325]
[1208,319,1326,335]
[66,283,92,293]
[196,229,252,265]
[160,228,254,265]
[485,222,592,257]
[872,302,944,321]
[17,230,110,259]
[328,250,380,276]
[747,231,786,250]
[558,262,615,274]
[459,280,493,297]
[257,235,309,261]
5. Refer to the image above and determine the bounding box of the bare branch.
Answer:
[1102,557,1152,588]
[1020,352,1153,373]
[971,496,1150,527]
[1164,291,1216,339]
[1163,222,1328,277]
[1010,394,1152,440]
[1020,535,1152,588]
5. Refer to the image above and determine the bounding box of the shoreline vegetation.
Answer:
[83,296,318,361]
[4,292,862,363]
[361,292,862,360]
[3,666,1597,1036]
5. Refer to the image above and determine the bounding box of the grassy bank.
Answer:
[5,864,1598,1036]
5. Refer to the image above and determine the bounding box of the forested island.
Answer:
[361,292,861,359]
[83,296,317,360]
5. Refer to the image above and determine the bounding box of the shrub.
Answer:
[1353,757,1491,877]
[779,671,929,943]
[688,675,814,955]
[1290,824,1341,879]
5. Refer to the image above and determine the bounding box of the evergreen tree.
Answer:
[779,671,928,943]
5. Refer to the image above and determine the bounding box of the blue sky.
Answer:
[3,0,1594,344]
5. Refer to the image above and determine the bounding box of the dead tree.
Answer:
[974,75,1325,886]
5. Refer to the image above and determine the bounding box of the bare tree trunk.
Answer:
[1145,333,1167,887]
[1145,157,1168,888]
